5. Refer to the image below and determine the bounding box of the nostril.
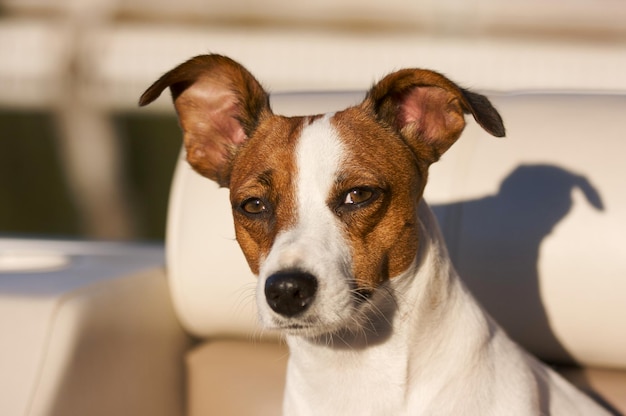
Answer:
[264,271,318,317]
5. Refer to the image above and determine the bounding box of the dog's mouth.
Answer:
[271,319,325,337]
[276,321,349,338]
[266,286,392,341]
[282,323,315,334]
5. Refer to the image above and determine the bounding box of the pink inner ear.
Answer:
[398,87,464,146]
[180,80,248,145]
[173,77,249,182]
[197,94,248,146]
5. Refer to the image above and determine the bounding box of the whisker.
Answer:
[232,281,258,318]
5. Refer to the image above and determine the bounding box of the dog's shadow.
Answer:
[431,164,623,413]
[432,164,604,364]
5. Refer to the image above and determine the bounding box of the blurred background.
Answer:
[1,0,625,242]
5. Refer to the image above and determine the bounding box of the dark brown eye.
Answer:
[241,198,267,215]
[344,188,374,205]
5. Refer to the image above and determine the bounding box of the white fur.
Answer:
[254,115,610,416]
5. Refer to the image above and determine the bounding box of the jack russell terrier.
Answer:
[140,54,610,415]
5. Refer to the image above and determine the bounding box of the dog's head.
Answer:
[140,54,504,338]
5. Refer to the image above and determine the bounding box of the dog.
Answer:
[140,54,610,415]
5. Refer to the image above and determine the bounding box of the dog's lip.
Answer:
[272,323,317,336]
[279,322,315,332]
[269,319,326,335]
[285,324,308,330]
[272,317,352,337]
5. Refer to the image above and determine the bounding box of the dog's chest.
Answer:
[285,340,411,415]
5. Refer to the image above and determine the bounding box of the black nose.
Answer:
[264,271,318,317]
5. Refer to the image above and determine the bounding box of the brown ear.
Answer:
[364,69,505,164]
[139,54,271,186]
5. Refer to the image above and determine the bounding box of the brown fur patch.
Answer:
[330,107,426,289]
[229,116,305,274]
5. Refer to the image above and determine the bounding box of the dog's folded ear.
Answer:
[139,54,271,187]
[364,69,505,164]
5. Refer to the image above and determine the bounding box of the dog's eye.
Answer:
[343,188,374,206]
[241,198,268,215]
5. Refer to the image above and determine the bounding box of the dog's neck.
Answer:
[283,201,499,414]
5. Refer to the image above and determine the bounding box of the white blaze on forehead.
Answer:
[296,114,344,221]
[288,113,350,270]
